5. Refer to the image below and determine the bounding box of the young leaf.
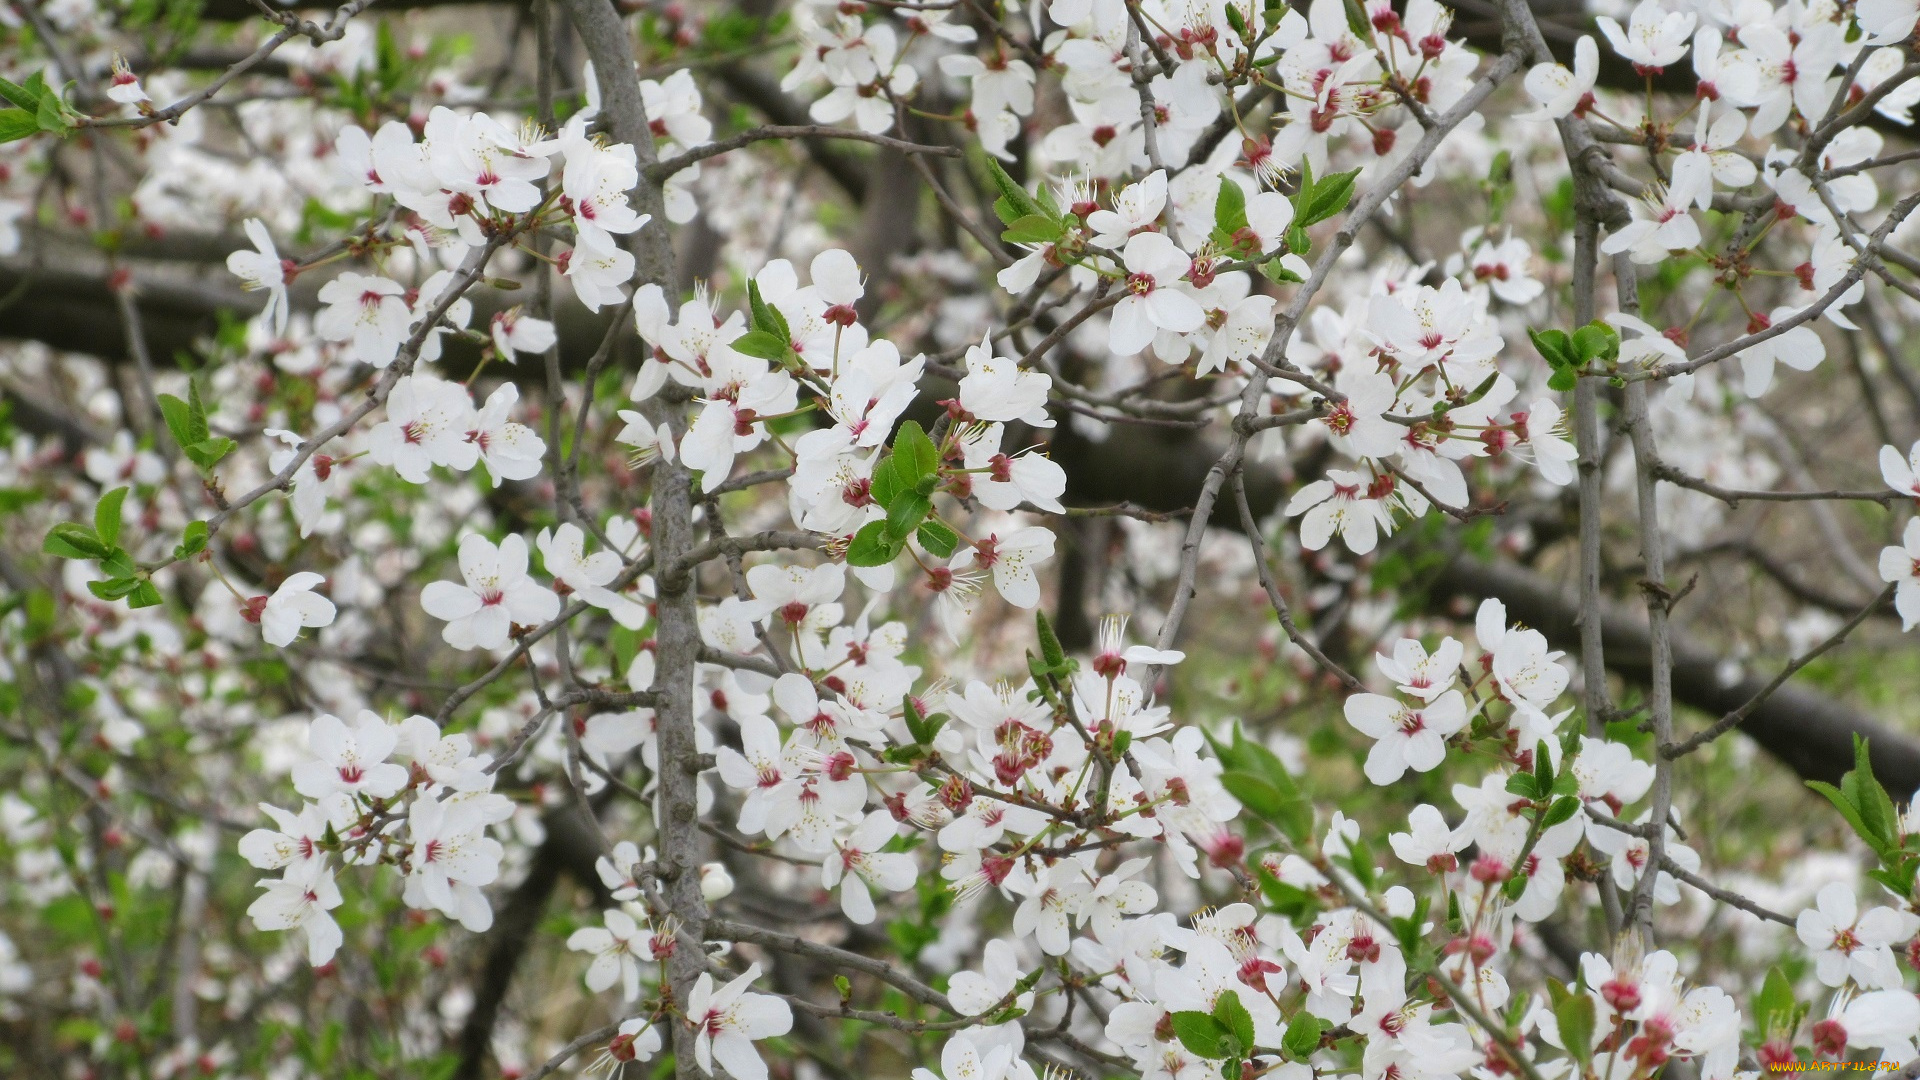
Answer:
[174,520,210,560]
[0,109,37,144]
[1035,608,1068,672]
[1212,990,1256,1052]
[1227,726,1313,841]
[1169,1012,1229,1060]
[747,279,792,344]
[885,492,932,542]
[893,421,939,486]
[730,330,792,362]
[1555,992,1596,1063]
[186,377,213,445]
[1001,215,1065,245]
[1341,0,1372,39]
[0,76,40,111]
[157,393,196,452]
[1806,780,1881,857]
[185,437,237,473]
[1220,771,1287,819]
[870,454,905,510]
[95,487,128,550]
[44,522,110,560]
[35,91,66,134]
[1572,321,1620,365]
[917,518,960,559]
[1504,770,1540,800]
[88,576,144,601]
[1282,1013,1325,1060]
[1213,176,1249,243]
[1540,796,1580,828]
[982,157,1049,226]
[1527,327,1577,371]
[1853,736,1900,851]
[1224,3,1249,38]
[1755,966,1798,1036]
[1299,169,1360,227]
[903,695,932,744]
[846,521,902,567]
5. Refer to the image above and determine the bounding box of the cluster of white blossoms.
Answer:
[204,0,1920,1064]
[243,712,511,966]
[7,0,1919,1065]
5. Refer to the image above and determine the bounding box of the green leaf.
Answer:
[1853,735,1900,851]
[1528,327,1577,371]
[1342,0,1372,39]
[1806,779,1880,857]
[1299,168,1360,227]
[1035,181,1064,220]
[1035,608,1068,672]
[1556,991,1596,1063]
[917,518,959,559]
[1221,724,1312,841]
[1282,1013,1325,1061]
[174,520,209,560]
[847,520,902,567]
[983,157,1050,227]
[893,421,938,486]
[1344,835,1377,890]
[94,487,128,550]
[747,279,792,344]
[1169,1012,1229,1060]
[1213,176,1249,242]
[101,548,137,579]
[1504,770,1540,800]
[1532,738,1553,795]
[88,576,143,601]
[0,109,38,144]
[1755,966,1798,1036]
[1029,607,1075,672]
[1001,214,1064,245]
[882,743,927,764]
[1572,321,1620,365]
[1212,990,1255,1051]
[731,330,792,362]
[1261,256,1304,284]
[1540,796,1580,829]
[1548,367,1579,393]
[0,76,39,111]
[184,437,236,473]
[885,493,932,541]
[1485,149,1515,221]
[1220,770,1288,822]
[44,522,110,560]
[1225,2,1249,37]
[187,376,213,443]
[157,393,197,452]
[903,695,932,743]
[870,454,905,510]
[35,91,65,134]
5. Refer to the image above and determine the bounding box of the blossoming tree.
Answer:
[5,0,1920,1076]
